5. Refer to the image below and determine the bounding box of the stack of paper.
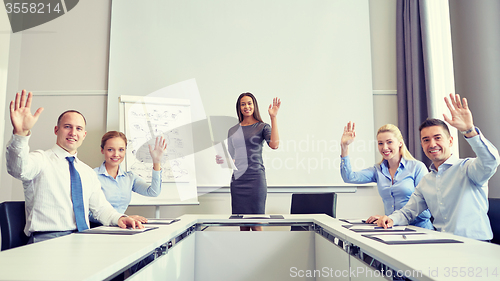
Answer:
[363,233,463,244]
[146,219,180,224]
[339,218,367,224]
[345,225,414,233]
[79,226,158,235]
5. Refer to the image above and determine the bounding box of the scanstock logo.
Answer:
[4,0,79,33]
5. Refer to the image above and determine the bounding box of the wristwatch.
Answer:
[460,127,475,135]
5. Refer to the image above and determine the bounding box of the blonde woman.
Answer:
[91,131,167,224]
[340,122,433,229]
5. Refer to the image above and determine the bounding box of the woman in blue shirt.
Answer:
[340,122,433,229]
[91,131,167,223]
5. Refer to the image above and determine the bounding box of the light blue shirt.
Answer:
[90,162,162,221]
[389,129,500,240]
[341,155,433,229]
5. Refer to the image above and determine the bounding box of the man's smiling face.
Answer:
[420,125,453,169]
[54,112,87,155]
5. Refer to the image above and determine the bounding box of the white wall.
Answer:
[0,0,111,202]
[1,0,398,220]
[0,2,11,200]
[449,0,500,198]
[129,0,398,219]
[109,0,376,189]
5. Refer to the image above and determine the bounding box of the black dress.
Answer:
[227,122,271,214]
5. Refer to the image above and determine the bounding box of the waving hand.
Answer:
[268,97,281,118]
[10,90,44,136]
[149,136,167,164]
[341,121,356,147]
[443,93,476,137]
[340,121,356,157]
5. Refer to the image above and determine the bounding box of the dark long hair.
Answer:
[236,92,263,123]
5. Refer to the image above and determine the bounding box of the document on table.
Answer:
[79,226,158,235]
[363,233,463,244]
[145,218,180,224]
[229,215,284,219]
[343,225,415,233]
[242,215,272,219]
[339,218,368,224]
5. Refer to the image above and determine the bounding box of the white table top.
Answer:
[0,214,498,281]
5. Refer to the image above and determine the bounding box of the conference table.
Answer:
[0,214,498,281]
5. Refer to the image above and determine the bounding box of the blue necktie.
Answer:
[66,156,89,231]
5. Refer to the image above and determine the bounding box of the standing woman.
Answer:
[340,122,433,229]
[217,93,281,231]
[90,131,167,224]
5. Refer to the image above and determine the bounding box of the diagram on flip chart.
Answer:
[121,96,194,183]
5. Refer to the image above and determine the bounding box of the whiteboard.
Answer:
[108,0,375,188]
[119,95,198,205]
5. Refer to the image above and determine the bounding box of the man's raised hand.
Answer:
[10,90,44,136]
[443,93,474,133]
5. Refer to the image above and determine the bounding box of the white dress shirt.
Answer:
[6,134,124,236]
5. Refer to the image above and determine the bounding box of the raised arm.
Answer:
[130,136,167,197]
[268,97,281,149]
[10,90,44,136]
[443,93,477,138]
[148,136,167,171]
[6,90,45,180]
[444,93,500,184]
[339,121,377,184]
[340,121,356,157]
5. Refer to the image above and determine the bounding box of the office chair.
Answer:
[90,221,103,228]
[0,201,29,251]
[290,193,337,231]
[488,197,500,245]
